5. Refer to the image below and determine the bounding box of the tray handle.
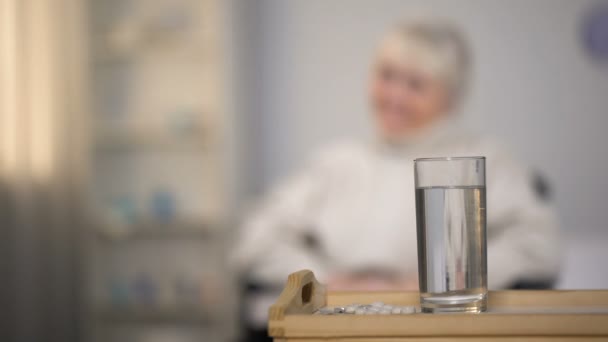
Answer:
[268,269,326,321]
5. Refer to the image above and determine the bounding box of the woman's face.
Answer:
[370,58,450,140]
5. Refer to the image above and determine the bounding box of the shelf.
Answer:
[95,221,219,242]
[94,130,208,153]
[92,46,210,66]
[94,306,215,325]
[90,30,212,66]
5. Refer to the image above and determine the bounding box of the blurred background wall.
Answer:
[237,0,608,233]
[233,0,608,289]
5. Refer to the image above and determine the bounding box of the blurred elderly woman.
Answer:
[233,18,560,330]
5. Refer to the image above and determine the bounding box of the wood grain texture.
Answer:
[327,290,608,307]
[268,270,326,337]
[269,270,608,340]
[277,338,608,341]
[277,314,608,337]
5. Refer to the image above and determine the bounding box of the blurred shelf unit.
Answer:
[91,42,211,66]
[94,220,219,242]
[84,0,235,341]
[88,0,218,63]
[97,224,217,242]
[94,306,217,325]
[94,125,211,153]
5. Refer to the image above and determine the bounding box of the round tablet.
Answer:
[399,306,415,314]
[318,307,333,315]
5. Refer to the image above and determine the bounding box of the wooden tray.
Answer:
[268,270,608,341]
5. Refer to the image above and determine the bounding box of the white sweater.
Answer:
[232,120,561,290]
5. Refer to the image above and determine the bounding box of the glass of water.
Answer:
[414,156,487,313]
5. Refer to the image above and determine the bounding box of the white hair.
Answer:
[377,18,472,106]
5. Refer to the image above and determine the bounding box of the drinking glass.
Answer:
[414,156,487,313]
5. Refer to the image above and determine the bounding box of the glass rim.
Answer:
[414,156,486,162]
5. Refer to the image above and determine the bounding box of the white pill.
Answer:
[380,309,391,315]
[391,307,402,314]
[399,306,415,314]
[345,306,356,314]
[382,304,394,310]
[355,308,366,315]
[318,307,333,315]
[371,301,384,307]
